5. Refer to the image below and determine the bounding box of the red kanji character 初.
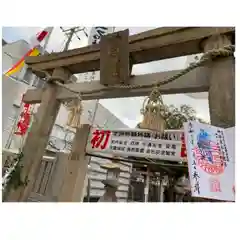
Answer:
[209,178,221,192]
[91,130,111,150]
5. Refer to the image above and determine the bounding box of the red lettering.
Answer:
[14,103,31,136]
[209,178,221,192]
[181,133,187,157]
[91,130,111,150]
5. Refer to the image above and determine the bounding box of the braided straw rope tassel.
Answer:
[65,98,83,129]
[139,88,166,132]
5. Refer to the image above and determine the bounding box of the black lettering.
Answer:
[161,150,166,155]
[194,181,200,194]
[125,132,130,137]
[130,141,139,146]
[144,132,151,138]
[166,144,170,149]
[146,149,150,154]
[96,29,106,37]
[140,148,144,153]
[96,26,108,30]
[171,151,176,156]
[148,143,152,148]
[131,132,137,137]
[153,133,158,139]
[137,132,144,137]
[193,171,200,181]
[188,122,194,133]
[190,135,194,145]
[158,144,162,148]
[171,144,176,150]
[166,151,170,156]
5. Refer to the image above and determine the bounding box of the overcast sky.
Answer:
[2,27,210,127]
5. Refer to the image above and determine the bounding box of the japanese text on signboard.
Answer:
[87,129,182,161]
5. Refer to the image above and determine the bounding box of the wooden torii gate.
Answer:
[6,27,235,202]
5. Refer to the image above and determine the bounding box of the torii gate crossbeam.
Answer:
[23,67,210,103]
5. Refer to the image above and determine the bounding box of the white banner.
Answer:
[88,27,115,45]
[184,121,235,202]
[86,128,183,161]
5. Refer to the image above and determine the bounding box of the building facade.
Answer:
[2,39,132,201]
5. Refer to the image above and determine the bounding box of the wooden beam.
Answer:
[100,29,129,85]
[23,67,210,104]
[25,27,234,77]
[6,68,72,202]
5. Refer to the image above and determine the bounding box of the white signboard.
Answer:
[86,128,182,161]
[184,121,235,202]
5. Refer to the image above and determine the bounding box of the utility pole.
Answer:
[60,27,87,50]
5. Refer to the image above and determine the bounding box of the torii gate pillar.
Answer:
[6,67,72,202]
[58,124,91,202]
[203,34,235,128]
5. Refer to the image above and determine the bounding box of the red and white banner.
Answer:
[14,95,33,136]
[86,128,185,162]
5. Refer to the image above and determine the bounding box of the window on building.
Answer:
[22,68,33,85]
[32,77,45,89]
[3,104,20,148]
[48,124,75,152]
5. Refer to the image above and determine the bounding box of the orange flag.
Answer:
[4,27,52,77]
[5,48,40,77]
